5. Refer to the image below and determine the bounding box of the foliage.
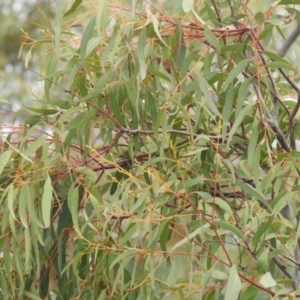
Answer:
[2,0,300,299]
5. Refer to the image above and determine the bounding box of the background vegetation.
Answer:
[2,0,300,299]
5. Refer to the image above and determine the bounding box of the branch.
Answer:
[273,255,297,291]
[289,93,300,150]
[244,70,290,152]
[278,24,300,57]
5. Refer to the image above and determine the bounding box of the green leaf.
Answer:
[78,75,107,102]
[267,61,295,72]
[182,0,194,12]
[80,17,96,72]
[24,107,58,115]
[23,137,47,157]
[167,262,177,287]
[214,220,243,238]
[271,191,293,216]
[224,265,241,300]
[222,159,236,184]
[259,272,277,288]
[44,54,58,98]
[74,167,98,182]
[236,79,252,117]
[109,249,137,270]
[27,186,44,228]
[42,176,52,228]
[171,224,210,251]
[54,2,67,56]
[150,14,169,48]
[257,249,269,275]
[176,178,203,191]
[222,84,234,138]
[69,112,86,128]
[211,270,228,280]
[279,0,300,4]
[23,290,43,300]
[151,70,171,82]
[263,50,293,64]
[199,268,214,299]
[252,216,274,245]
[204,24,221,54]
[68,185,79,230]
[137,30,147,80]
[195,73,220,116]
[64,0,82,17]
[236,181,271,210]
[19,185,29,228]
[255,12,265,24]
[240,286,259,300]
[223,58,251,91]
[24,227,32,272]
[146,91,158,129]
[96,0,108,38]
[221,44,252,52]
[228,105,252,148]
[208,198,233,217]
[0,150,12,176]
[7,185,16,221]
[160,221,170,252]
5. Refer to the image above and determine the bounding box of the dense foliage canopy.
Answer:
[2,0,300,299]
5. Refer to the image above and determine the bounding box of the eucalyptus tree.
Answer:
[1,0,300,299]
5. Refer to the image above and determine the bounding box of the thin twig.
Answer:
[273,255,297,291]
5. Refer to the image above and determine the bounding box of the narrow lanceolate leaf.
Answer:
[195,73,220,116]
[19,185,29,228]
[224,265,241,300]
[80,17,96,71]
[137,30,147,80]
[109,249,137,270]
[214,220,243,238]
[222,84,234,139]
[0,150,12,176]
[42,176,52,228]
[96,0,108,38]
[54,2,67,56]
[236,78,251,117]
[252,216,274,245]
[272,191,294,215]
[199,268,214,299]
[257,249,269,275]
[24,227,32,272]
[150,13,169,48]
[227,105,252,148]
[7,184,16,220]
[204,24,221,54]
[223,58,251,91]
[64,0,82,17]
[236,180,271,210]
[240,286,259,300]
[23,137,46,157]
[68,185,79,231]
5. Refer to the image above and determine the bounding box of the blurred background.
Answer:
[0,0,54,129]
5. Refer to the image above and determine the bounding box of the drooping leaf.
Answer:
[224,265,241,300]
[42,176,52,228]
[204,24,221,54]
[223,59,251,91]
